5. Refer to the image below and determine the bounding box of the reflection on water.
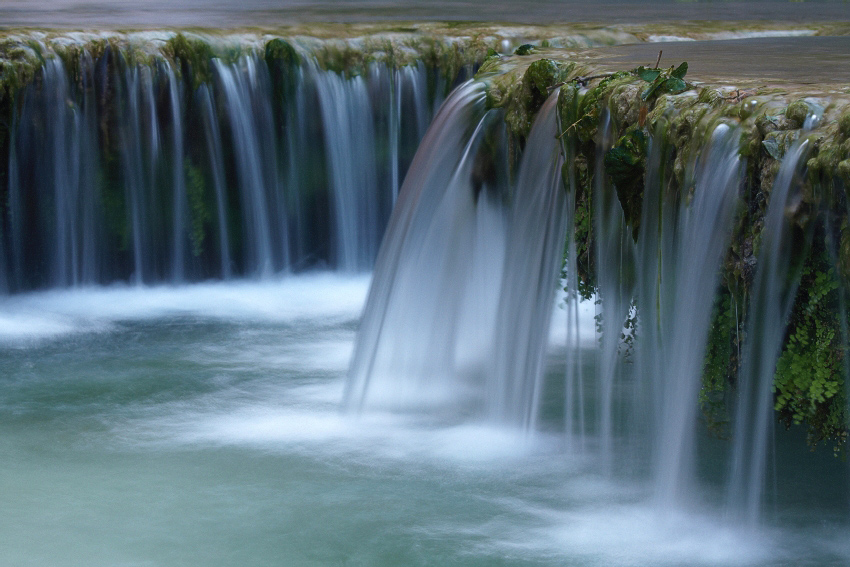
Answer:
[0,276,848,566]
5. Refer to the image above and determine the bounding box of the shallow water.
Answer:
[1,274,848,566]
[583,36,850,89]
[2,0,849,28]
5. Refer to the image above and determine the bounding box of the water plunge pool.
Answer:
[0,275,847,566]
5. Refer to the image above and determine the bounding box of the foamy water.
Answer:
[1,275,847,566]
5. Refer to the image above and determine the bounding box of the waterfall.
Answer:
[313,67,382,272]
[592,112,637,471]
[345,85,567,424]
[648,124,742,509]
[120,62,157,284]
[486,93,567,428]
[726,122,819,525]
[198,83,233,279]
[344,80,492,411]
[4,33,848,535]
[167,65,189,282]
[213,56,278,277]
[2,45,439,291]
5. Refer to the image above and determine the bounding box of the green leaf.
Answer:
[514,44,535,56]
[641,74,665,100]
[671,61,688,80]
[636,66,661,82]
[662,77,687,94]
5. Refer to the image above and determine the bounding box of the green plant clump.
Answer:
[774,252,847,454]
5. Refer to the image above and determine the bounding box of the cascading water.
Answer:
[346,86,568,421]
[313,67,382,272]
[2,30,850,565]
[345,66,848,533]
[486,93,567,428]
[344,80,495,411]
[213,56,280,277]
[1,43,439,291]
[645,123,742,510]
[726,116,820,525]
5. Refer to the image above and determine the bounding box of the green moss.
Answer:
[314,43,372,76]
[265,38,300,67]
[604,126,646,237]
[701,291,736,439]
[839,159,850,185]
[839,111,850,139]
[762,129,799,160]
[163,33,215,89]
[578,73,631,141]
[265,38,300,106]
[784,99,811,129]
[185,159,211,258]
[482,56,576,142]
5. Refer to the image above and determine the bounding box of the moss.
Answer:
[162,33,214,89]
[265,38,300,68]
[482,56,576,142]
[265,38,300,106]
[839,159,850,186]
[559,71,633,145]
[604,126,646,237]
[839,111,850,139]
[314,43,373,77]
[762,129,799,160]
[185,159,211,258]
[701,291,736,439]
[785,99,811,129]
[840,220,850,285]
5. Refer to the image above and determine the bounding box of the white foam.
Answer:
[648,35,696,43]
[123,369,561,467]
[708,30,816,40]
[486,502,777,566]
[0,274,370,344]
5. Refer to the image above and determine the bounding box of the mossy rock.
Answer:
[265,38,300,67]
[163,33,215,89]
[785,99,811,129]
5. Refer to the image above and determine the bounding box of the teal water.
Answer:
[0,275,848,566]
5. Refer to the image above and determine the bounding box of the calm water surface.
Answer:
[2,0,849,27]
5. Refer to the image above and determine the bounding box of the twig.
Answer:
[557,112,593,138]
[574,73,615,87]
[722,88,759,103]
[548,73,615,92]
[653,50,662,69]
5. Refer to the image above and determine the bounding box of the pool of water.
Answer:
[1,274,848,566]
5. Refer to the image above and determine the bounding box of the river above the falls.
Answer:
[0,274,847,566]
[2,0,849,28]
[581,36,850,91]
